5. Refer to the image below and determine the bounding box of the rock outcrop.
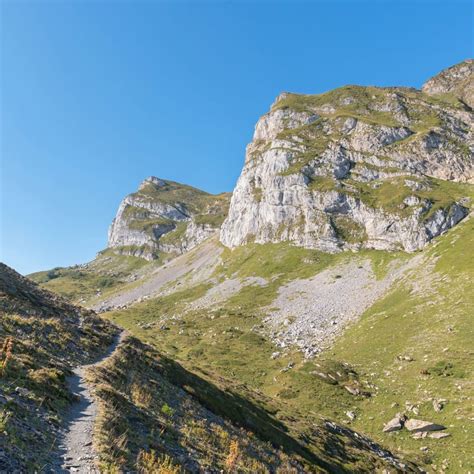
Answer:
[108,177,229,260]
[220,61,473,252]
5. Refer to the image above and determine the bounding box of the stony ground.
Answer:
[265,256,421,357]
[186,276,268,311]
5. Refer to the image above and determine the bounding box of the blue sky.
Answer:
[1,0,472,274]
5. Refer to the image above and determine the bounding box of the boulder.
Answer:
[404,419,446,432]
[428,432,451,439]
[383,415,405,433]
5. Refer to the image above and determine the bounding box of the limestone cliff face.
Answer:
[220,62,473,252]
[108,177,229,260]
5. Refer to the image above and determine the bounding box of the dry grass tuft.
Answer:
[0,337,14,376]
[137,450,181,473]
[225,439,240,471]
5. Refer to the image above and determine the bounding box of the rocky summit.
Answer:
[108,176,230,260]
[108,61,473,260]
[220,60,473,252]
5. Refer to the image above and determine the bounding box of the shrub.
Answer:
[161,403,175,417]
[0,337,14,377]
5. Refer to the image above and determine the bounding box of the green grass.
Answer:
[159,221,188,246]
[322,218,474,472]
[273,86,399,127]
[29,251,152,304]
[104,215,473,471]
[331,215,368,244]
[342,176,472,219]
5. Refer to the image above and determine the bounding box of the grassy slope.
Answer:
[106,244,417,471]
[105,212,473,472]
[29,251,154,305]
[327,216,474,472]
[88,336,311,473]
[0,264,117,471]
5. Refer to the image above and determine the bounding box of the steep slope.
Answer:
[0,263,117,471]
[221,61,473,252]
[90,334,413,472]
[108,176,230,260]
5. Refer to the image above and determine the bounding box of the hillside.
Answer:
[0,264,413,472]
[0,263,117,470]
[24,60,474,472]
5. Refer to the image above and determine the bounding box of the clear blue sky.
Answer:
[1,1,472,275]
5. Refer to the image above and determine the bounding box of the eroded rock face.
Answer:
[221,63,473,252]
[108,177,230,260]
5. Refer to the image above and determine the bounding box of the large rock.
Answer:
[220,62,472,252]
[383,415,405,433]
[404,419,446,432]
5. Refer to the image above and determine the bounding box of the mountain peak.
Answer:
[138,176,167,190]
[422,59,473,107]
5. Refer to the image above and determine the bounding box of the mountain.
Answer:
[108,176,230,260]
[221,60,473,252]
[24,60,474,472]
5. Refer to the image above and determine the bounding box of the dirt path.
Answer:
[52,332,125,473]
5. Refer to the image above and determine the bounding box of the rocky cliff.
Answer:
[220,60,473,252]
[108,177,230,260]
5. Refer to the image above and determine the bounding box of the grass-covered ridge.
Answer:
[273,85,467,119]
[131,179,231,226]
[29,250,154,305]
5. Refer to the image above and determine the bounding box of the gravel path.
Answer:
[51,332,125,473]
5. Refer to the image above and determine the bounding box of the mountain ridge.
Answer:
[102,60,473,262]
